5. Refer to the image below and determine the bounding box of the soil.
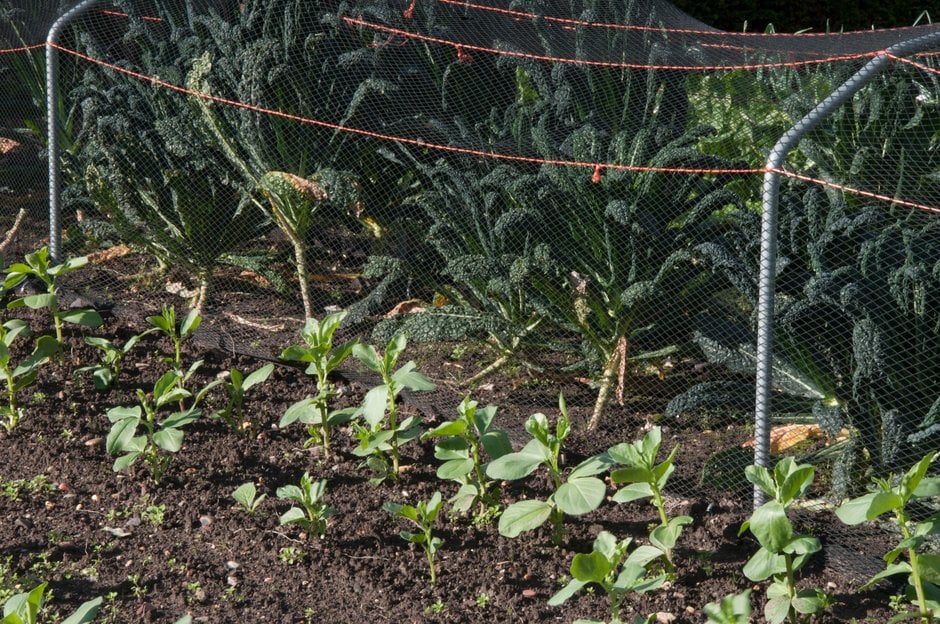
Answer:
[0,302,907,623]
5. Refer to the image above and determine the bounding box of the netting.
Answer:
[2,0,939,572]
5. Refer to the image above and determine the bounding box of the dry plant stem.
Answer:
[588,346,621,430]
[0,208,26,254]
[463,352,511,387]
[191,275,210,318]
[282,228,313,320]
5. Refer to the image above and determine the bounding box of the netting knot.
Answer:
[456,45,473,64]
[591,165,603,184]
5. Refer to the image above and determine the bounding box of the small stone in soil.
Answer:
[521,589,536,598]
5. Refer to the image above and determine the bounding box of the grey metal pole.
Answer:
[755,28,940,509]
[46,0,104,264]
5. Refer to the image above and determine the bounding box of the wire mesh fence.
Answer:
[1,0,939,572]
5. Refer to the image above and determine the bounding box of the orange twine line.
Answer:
[344,17,882,70]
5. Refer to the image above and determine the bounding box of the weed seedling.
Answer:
[486,393,611,545]
[0,320,58,431]
[351,334,435,483]
[3,246,103,343]
[231,482,266,513]
[280,311,357,453]
[608,426,692,575]
[384,491,445,585]
[548,530,666,623]
[278,547,305,565]
[423,396,511,517]
[276,473,335,539]
[742,457,828,624]
[836,451,940,624]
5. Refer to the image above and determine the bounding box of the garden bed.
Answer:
[0,293,903,623]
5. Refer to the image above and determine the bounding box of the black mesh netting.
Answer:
[1,0,939,581]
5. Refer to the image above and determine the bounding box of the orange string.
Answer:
[343,17,883,70]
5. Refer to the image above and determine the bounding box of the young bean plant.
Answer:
[608,427,692,576]
[3,246,102,343]
[485,394,611,545]
[1,582,101,624]
[423,396,511,518]
[836,451,940,624]
[548,530,665,624]
[351,334,435,483]
[74,329,156,391]
[106,370,211,483]
[741,457,829,624]
[703,591,753,624]
[147,305,201,376]
[0,320,58,431]
[276,473,335,539]
[383,491,444,585]
[279,311,357,453]
[231,481,266,514]
[213,363,274,433]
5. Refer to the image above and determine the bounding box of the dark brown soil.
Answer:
[0,298,906,624]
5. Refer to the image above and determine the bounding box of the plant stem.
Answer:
[317,400,331,454]
[588,348,619,431]
[388,383,400,479]
[785,554,798,624]
[898,509,930,623]
[426,542,437,585]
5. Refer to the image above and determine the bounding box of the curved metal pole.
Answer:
[47,0,104,263]
[754,28,940,509]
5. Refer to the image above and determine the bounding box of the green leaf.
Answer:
[3,582,46,622]
[280,400,317,427]
[153,427,184,453]
[743,547,786,582]
[392,361,436,391]
[612,482,654,503]
[61,597,103,624]
[792,589,826,615]
[611,466,653,486]
[745,464,777,499]
[162,409,200,429]
[425,420,467,438]
[106,411,141,453]
[918,554,940,586]
[353,343,382,374]
[783,535,821,556]
[232,482,258,507]
[569,454,614,479]
[180,309,201,337]
[486,439,549,480]
[497,499,553,538]
[913,476,940,498]
[547,579,588,607]
[279,507,306,526]
[481,430,512,460]
[437,458,474,481]
[859,562,913,590]
[554,477,606,515]
[749,501,793,552]
[763,595,791,624]
[836,492,900,524]
[19,293,56,310]
[360,385,390,428]
[570,551,611,583]
[60,308,104,328]
[242,363,274,389]
[625,544,666,568]
[113,451,140,473]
